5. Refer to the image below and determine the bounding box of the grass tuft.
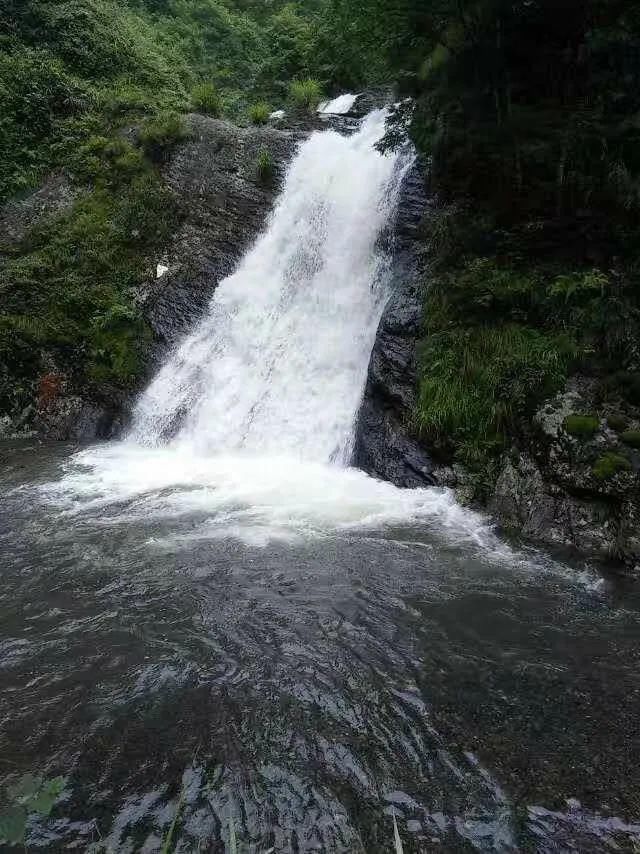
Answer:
[138,113,189,163]
[255,148,275,185]
[592,452,632,480]
[191,83,223,117]
[289,78,323,112]
[249,102,271,125]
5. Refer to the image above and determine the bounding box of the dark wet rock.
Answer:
[353,286,434,488]
[349,87,396,118]
[353,161,435,488]
[32,394,122,442]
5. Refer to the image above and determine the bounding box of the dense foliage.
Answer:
[313,0,640,487]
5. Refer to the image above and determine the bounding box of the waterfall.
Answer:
[318,93,360,114]
[131,110,412,464]
[45,108,493,549]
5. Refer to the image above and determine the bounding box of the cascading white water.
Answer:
[131,110,409,463]
[45,108,496,550]
[318,93,360,115]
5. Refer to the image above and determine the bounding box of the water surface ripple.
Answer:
[1,440,640,852]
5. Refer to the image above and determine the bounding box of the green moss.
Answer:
[0,171,180,412]
[620,430,640,449]
[607,414,629,432]
[563,414,600,438]
[592,452,632,480]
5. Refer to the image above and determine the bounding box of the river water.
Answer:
[1,110,640,852]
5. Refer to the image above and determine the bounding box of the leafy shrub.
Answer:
[249,102,271,125]
[98,82,159,119]
[563,414,600,438]
[0,46,89,199]
[191,83,222,117]
[607,414,629,432]
[548,270,609,303]
[592,452,632,480]
[289,78,323,111]
[137,113,188,162]
[620,430,640,449]
[255,148,274,185]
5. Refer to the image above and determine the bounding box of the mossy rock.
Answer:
[563,414,600,439]
[607,414,629,433]
[620,430,640,449]
[592,452,632,480]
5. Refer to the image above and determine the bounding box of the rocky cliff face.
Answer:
[0,115,301,441]
[489,379,640,569]
[352,160,436,487]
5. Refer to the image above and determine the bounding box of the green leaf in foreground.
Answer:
[0,774,66,846]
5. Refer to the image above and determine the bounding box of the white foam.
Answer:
[42,443,495,548]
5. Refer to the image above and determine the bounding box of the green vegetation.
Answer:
[256,148,275,185]
[138,113,189,163]
[563,415,600,439]
[308,0,640,493]
[191,83,223,117]
[607,415,629,433]
[592,452,632,481]
[289,78,323,111]
[417,324,572,466]
[249,102,271,125]
[0,171,179,412]
[0,0,332,419]
[621,430,640,449]
[0,774,66,847]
